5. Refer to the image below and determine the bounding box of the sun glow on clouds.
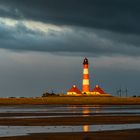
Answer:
[0,17,64,34]
[0,17,18,27]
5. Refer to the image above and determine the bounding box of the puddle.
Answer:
[0,124,140,137]
[0,113,139,119]
[0,105,140,114]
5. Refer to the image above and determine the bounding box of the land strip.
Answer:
[0,97,140,105]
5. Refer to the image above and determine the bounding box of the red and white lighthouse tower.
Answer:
[82,58,90,93]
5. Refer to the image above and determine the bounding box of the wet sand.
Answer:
[1,129,140,140]
[0,115,140,140]
[0,105,139,139]
[0,115,140,126]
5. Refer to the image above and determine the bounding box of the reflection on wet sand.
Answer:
[82,107,90,132]
[82,106,102,132]
[82,107,90,117]
[83,125,89,132]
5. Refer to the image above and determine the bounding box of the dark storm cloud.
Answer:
[0,22,140,56]
[0,0,140,57]
[0,0,140,34]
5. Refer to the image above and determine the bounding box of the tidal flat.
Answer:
[0,104,140,140]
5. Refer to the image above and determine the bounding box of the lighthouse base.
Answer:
[82,91,91,95]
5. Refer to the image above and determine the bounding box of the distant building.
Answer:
[90,85,110,96]
[67,58,111,96]
[67,85,82,95]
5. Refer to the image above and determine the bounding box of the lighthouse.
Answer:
[67,57,110,96]
[82,58,90,94]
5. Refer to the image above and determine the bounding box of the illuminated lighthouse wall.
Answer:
[67,58,110,96]
[82,58,90,94]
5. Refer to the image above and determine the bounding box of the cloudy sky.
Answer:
[0,0,140,97]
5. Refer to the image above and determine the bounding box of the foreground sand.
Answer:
[0,104,139,140]
[1,129,140,140]
[0,115,140,125]
[0,115,140,139]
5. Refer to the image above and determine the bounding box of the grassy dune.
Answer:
[0,96,140,105]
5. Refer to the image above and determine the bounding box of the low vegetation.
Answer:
[42,91,59,97]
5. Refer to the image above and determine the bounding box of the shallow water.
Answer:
[0,105,140,115]
[0,124,140,137]
[0,113,140,119]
